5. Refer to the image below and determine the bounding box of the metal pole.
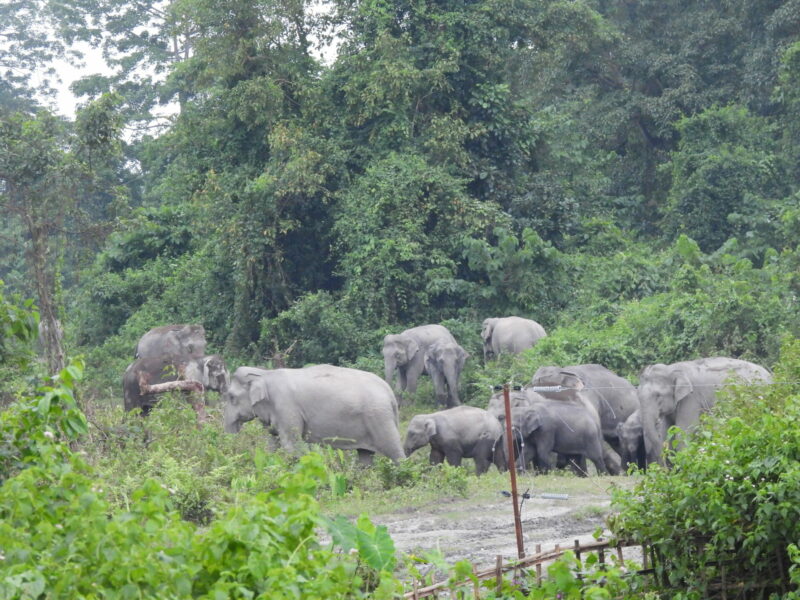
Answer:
[503,383,525,559]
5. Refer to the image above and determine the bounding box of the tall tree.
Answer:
[0,97,124,374]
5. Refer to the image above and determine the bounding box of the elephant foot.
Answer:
[357,449,375,466]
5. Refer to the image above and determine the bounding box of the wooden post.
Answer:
[495,555,503,594]
[535,543,542,585]
[412,579,418,599]
[616,544,624,564]
[574,539,581,562]
[502,383,525,559]
[473,563,480,599]
[642,544,649,570]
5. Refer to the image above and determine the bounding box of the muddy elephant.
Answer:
[531,364,639,457]
[223,364,404,463]
[501,398,608,475]
[616,410,646,471]
[404,406,505,475]
[123,354,229,416]
[383,324,466,405]
[639,357,772,465]
[135,324,206,359]
[481,317,547,361]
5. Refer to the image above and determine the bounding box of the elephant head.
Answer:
[424,340,468,407]
[382,333,420,384]
[136,324,207,359]
[403,414,436,456]
[481,318,499,360]
[183,354,229,393]
[223,368,272,433]
[638,364,691,464]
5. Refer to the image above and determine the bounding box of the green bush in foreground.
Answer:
[610,338,800,597]
[0,363,404,599]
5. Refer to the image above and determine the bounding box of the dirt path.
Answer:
[373,475,625,571]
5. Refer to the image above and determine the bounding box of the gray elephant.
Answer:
[531,364,639,457]
[639,357,772,466]
[123,354,229,416]
[616,410,646,471]
[135,324,207,359]
[383,324,465,405]
[501,399,608,475]
[423,339,468,407]
[223,364,404,463]
[403,406,505,475]
[481,317,547,361]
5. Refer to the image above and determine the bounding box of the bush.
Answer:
[609,338,800,596]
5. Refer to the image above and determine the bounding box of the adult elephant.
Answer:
[531,365,639,457]
[222,364,404,463]
[123,354,229,416]
[481,317,547,361]
[383,324,465,405]
[403,406,505,475]
[135,324,206,359]
[639,357,772,465]
[501,399,608,476]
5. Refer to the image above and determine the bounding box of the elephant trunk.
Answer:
[443,363,461,407]
[640,405,664,466]
[222,404,242,434]
[384,357,396,388]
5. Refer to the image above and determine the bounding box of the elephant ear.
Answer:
[673,370,694,406]
[456,345,469,369]
[423,417,437,438]
[520,409,542,436]
[248,377,273,424]
[405,337,420,361]
[481,319,494,342]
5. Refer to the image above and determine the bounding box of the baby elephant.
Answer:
[404,406,505,475]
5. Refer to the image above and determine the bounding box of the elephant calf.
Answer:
[616,410,646,471]
[403,406,505,475]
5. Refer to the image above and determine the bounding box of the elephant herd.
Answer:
[122,319,772,475]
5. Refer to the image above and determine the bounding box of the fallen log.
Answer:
[137,375,209,424]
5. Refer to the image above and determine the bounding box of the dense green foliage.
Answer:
[3,0,800,596]
[610,339,800,596]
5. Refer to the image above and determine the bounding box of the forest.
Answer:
[2,0,800,597]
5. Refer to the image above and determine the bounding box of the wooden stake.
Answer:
[535,543,542,585]
[495,555,503,594]
[502,383,525,559]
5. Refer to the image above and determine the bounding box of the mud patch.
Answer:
[373,485,615,570]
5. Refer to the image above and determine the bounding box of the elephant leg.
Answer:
[429,448,445,465]
[444,449,463,468]
[357,449,375,466]
[587,442,608,475]
[473,439,493,475]
[533,441,554,473]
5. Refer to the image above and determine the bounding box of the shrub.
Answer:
[609,338,800,596]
